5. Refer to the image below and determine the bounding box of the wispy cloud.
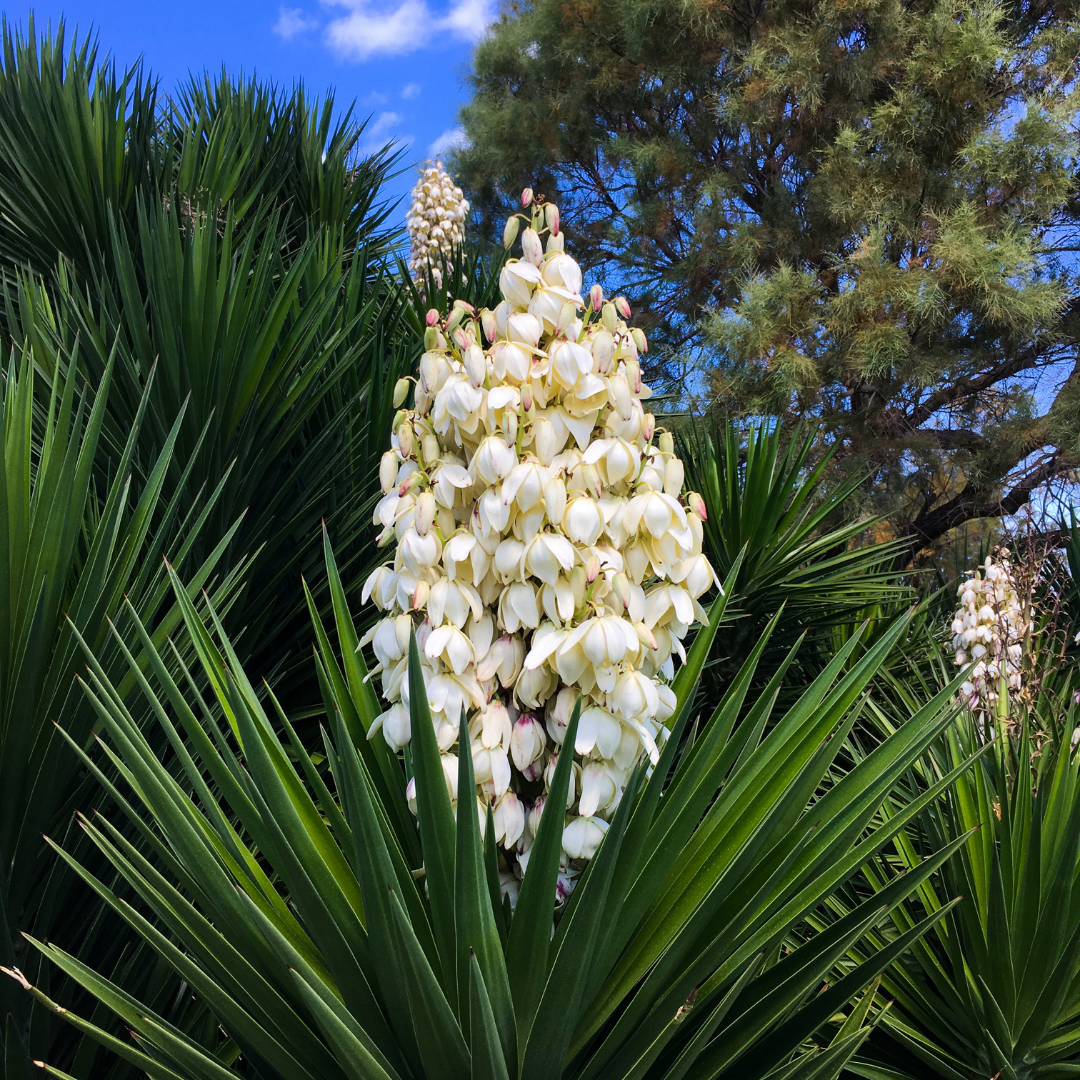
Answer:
[401,82,422,100]
[429,126,468,156]
[369,111,403,138]
[325,0,496,61]
[274,6,318,39]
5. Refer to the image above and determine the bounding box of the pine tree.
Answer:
[454,0,1080,560]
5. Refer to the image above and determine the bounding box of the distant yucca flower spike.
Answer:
[406,160,469,289]
[950,553,1032,727]
[364,191,718,904]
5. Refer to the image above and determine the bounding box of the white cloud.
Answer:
[274,6,318,39]
[429,126,468,156]
[325,0,496,61]
[401,82,421,99]
[368,111,403,137]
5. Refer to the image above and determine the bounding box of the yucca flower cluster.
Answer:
[950,554,1031,723]
[406,161,469,289]
[363,190,716,896]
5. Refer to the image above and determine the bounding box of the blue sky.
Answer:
[8,1,493,213]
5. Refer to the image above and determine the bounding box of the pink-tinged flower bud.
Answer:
[611,572,630,611]
[446,305,465,333]
[615,295,632,319]
[397,423,414,458]
[414,492,436,536]
[521,383,534,411]
[393,377,410,408]
[624,358,641,394]
[590,283,603,312]
[502,215,520,250]
[379,451,398,493]
[585,555,600,583]
[481,308,498,343]
[602,302,617,333]
[398,471,422,496]
[510,714,546,771]
[546,203,560,235]
[453,327,469,351]
[426,308,440,327]
[686,491,707,520]
[631,327,648,354]
[527,796,546,835]
[521,227,543,266]
[412,580,430,610]
[642,412,655,443]
[454,299,476,316]
[521,187,534,208]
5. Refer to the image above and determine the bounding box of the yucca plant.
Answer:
[678,422,907,685]
[0,337,246,1073]
[0,20,411,685]
[841,679,1080,1080]
[4,530,982,1080]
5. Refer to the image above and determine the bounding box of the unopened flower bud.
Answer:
[608,374,632,421]
[570,565,587,606]
[686,491,707,520]
[414,492,436,536]
[502,216,520,250]
[534,417,556,466]
[544,476,566,523]
[392,377,410,408]
[453,327,469,352]
[424,326,438,350]
[521,188,534,208]
[398,471,423,496]
[546,203,560,235]
[521,228,543,266]
[412,580,429,610]
[520,383,534,411]
[585,555,600,584]
[658,431,674,456]
[422,433,440,464]
[504,409,518,445]
[663,456,684,497]
[379,451,398,493]
[464,344,486,388]
[615,296,631,319]
[624,358,641,394]
[481,308,498,343]
[602,302,617,333]
[446,305,465,333]
[426,308,440,327]
[397,423,414,458]
[392,409,407,433]
[631,327,648,354]
[557,301,577,337]
[642,412,655,443]
[611,572,630,610]
[582,463,601,498]
[590,283,603,312]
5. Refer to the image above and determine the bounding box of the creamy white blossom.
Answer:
[950,554,1032,725]
[363,193,718,902]
[407,161,469,289]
